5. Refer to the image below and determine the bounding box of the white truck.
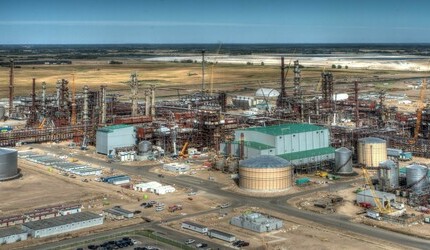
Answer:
[366,210,382,221]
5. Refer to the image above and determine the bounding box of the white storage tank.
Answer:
[357,137,387,167]
[335,147,353,174]
[406,164,429,191]
[0,148,19,181]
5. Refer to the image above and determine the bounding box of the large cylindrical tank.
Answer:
[0,148,19,181]
[357,137,387,167]
[0,106,5,120]
[138,141,152,155]
[239,155,292,192]
[335,147,353,174]
[379,160,399,189]
[406,164,429,191]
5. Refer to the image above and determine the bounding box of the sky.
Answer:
[0,0,429,44]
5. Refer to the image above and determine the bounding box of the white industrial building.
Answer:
[220,123,334,166]
[21,212,103,238]
[96,125,136,155]
[163,163,190,173]
[230,212,283,233]
[154,185,176,195]
[181,221,208,234]
[356,189,396,207]
[207,229,235,242]
[133,181,162,192]
[103,207,134,220]
[0,227,27,245]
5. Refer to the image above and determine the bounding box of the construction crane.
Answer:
[362,168,393,214]
[179,141,189,158]
[38,118,46,129]
[411,78,427,143]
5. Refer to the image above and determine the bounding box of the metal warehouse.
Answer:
[230,212,283,233]
[0,226,27,244]
[356,189,396,208]
[220,123,334,167]
[96,124,136,155]
[181,221,208,234]
[207,229,236,242]
[21,211,103,238]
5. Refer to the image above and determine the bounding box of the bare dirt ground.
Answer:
[291,180,430,240]
[164,206,408,250]
[0,56,429,99]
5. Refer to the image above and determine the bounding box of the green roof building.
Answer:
[96,124,135,155]
[220,123,334,166]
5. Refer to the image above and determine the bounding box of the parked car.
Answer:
[185,239,195,244]
[196,242,208,248]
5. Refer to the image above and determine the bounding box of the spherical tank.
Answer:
[138,141,152,155]
[357,137,387,167]
[0,106,5,120]
[239,155,292,192]
[406,164,429,191]
[0,148,19,181]
[335,147,353,174]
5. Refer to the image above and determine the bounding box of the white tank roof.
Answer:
[255,88,280,97]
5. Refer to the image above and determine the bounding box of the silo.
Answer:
[239,155,292,192]
[0,148,19,181]
[379,160,399,189]
[357,137,387,167]
[335,147,353,174]
[138,141,152,156]
[406,164,429,191]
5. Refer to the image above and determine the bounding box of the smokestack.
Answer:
[83,85,89,124]
[32,78,36,112]
[71,74,77,125]
[239,133,245,160]
[354,81,359,128]
[201,50,205,92]
[145,89,150,116]
[100,85,106,124]
[56,80,61,108]
[42,82,46,116]
[9,59,14,116]
[150,84,155,118]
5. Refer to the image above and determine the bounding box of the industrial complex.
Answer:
[0,48,430,250]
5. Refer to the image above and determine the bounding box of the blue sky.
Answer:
[0,0,429,44]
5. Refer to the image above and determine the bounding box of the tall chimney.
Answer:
[100,85,107,124]
[8,59,14,116]
[201,50,205,92]
[150,84,155,118]
[145,89,150,116]
[41,82,46,116]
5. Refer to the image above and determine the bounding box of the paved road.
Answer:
[30,145,430,249]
